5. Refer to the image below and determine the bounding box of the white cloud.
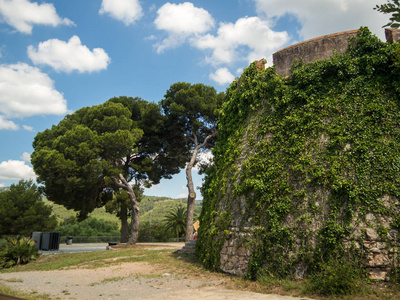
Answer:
[0,116,18,130]
[0,63,68,118]
[0,160,36,180]
[22,125,34,131]
[99,0,143,26]
[253,0,388,40]
[149,4,156,13]
[28,35,111,73]
[192,150,214,171]
[0,0,74,34]
[210,68,235,85]
[195,180,203,189]
[236,67,244,74]
[193,17,289,66]
[145,35,157,41]
[176,193,187,199]
[154,2,215,53]
[20,152,31,162]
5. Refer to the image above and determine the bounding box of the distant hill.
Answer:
[44,196,202,227]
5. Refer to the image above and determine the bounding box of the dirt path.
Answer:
[0,244,312,300]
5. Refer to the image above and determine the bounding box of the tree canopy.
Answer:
[375,0,400,28]
[0,180,57,236]
[161,82,224,241]
[32,97,186,244]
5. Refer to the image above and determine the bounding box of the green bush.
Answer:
[0,236,39,269]
[55,217,120,237]
[0,180,57,236]
[138,222,170,242]
[304,258,365,296]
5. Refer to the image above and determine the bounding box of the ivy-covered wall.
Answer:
[197,28,400,281]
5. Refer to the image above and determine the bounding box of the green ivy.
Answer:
[198,27,400,279]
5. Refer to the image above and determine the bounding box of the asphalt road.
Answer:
[41,242,185,254]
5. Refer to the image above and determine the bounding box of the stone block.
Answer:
[365,227,380,241]
[237,246,247,256]
[368,268,390,281]
[385,28,400,43]
[365,213,375,222]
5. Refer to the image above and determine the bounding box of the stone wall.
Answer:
[219,197,400,280]
[220,226,253,276]
[213,30,400,281]
[273,28,400,76]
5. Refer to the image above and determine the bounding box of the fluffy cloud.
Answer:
[20,152,31,162]
[22,125,34,131]
[0,0,74,34]
[209,68,235,85]
[154,2,215,53]
[0,160,36,180]
[99,0,143,25]
[0,116,18,130]
[0,63,68,118]
[254,0,388,40]
[193,16,289,66]
[28,35,111,73]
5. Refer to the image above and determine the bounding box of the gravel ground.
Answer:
[0,243,312,300]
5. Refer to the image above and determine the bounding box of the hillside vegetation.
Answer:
[45,196,202,229]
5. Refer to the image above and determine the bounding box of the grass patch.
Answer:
[0,283,55,300]
[0,245,172,273]
[2,278,23,283]
[90,276,130,286]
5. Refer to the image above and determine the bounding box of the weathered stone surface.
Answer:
[273,28,400,77]
[385,28,400,43]
[365,228,380,241]
[220,226,256,276]
[368,268,391,281]
[273,30,358,76]
[366,252,390,267]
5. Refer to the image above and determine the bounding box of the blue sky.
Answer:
[0,0,389,198]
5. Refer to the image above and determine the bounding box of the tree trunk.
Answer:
[184,132,216,243]
[120,202,128,243]
[185,148,199,242]
[112,174,140,246]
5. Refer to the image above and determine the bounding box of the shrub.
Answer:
[304,258,366,296]
[0,180,57,236]
[138,222,170,242]
[55,217,120,237]
[0,236,39,268]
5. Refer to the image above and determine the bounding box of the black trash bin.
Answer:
[41,232,60,250]
[66,236,73,245]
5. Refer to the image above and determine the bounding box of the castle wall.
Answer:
[198,29,400,282]
[273,28,400,77]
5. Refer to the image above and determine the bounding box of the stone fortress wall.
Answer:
[218,28,400,281]
[273,28,400,76]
